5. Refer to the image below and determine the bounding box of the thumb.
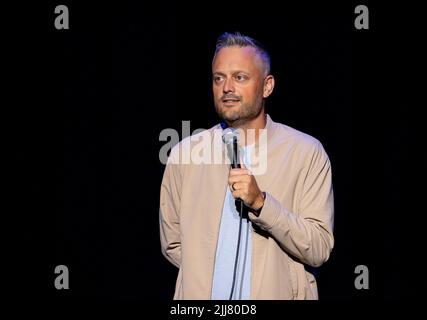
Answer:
[238,152,246,169]
[239,162,253,175]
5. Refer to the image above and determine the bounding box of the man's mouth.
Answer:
[222,98,240,105]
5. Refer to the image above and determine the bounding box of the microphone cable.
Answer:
[229,137,243,300]
[229,199,243,300]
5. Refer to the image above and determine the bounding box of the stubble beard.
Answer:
[215,97,264,128]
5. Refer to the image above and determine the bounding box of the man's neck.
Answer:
[233,109,267,146]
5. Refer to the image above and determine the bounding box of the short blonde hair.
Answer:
[214,32,271,75]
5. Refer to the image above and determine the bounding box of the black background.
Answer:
[9,0,422,313]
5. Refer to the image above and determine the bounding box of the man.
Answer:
[159,32,334,299]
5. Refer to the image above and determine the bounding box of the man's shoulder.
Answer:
[271,121,330,166]
[271,120,322,150]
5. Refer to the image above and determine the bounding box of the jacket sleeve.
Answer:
[249,141,334,267]
[159,159,182,268]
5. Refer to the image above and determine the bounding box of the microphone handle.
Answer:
[231,137,242,204]
[231,137,241,169]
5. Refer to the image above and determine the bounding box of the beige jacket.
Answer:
[159,114,334,300]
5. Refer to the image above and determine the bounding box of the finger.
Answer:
[228,175,251,185]
[229,168,251,176]
[239,163,253,175]
[231,190,245,201]
[228,177,242,188]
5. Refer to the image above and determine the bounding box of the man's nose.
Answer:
[223,78,235,93]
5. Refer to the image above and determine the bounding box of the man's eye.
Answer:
[236,75,247,81]
[214,76,223,82]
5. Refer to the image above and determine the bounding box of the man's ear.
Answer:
[263,75,275,98]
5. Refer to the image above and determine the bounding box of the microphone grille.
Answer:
[222,127,239,145]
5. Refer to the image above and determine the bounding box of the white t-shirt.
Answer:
[211,144,254,300]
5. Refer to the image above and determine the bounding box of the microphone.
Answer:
[222,127,241,169]
[222,125,243,300]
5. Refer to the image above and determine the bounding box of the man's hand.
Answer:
[228,164,265,212]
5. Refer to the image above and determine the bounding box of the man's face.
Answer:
[212,46,266,125]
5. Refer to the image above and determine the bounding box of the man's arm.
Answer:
[159,161,182,268]
[249,141,334,267]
